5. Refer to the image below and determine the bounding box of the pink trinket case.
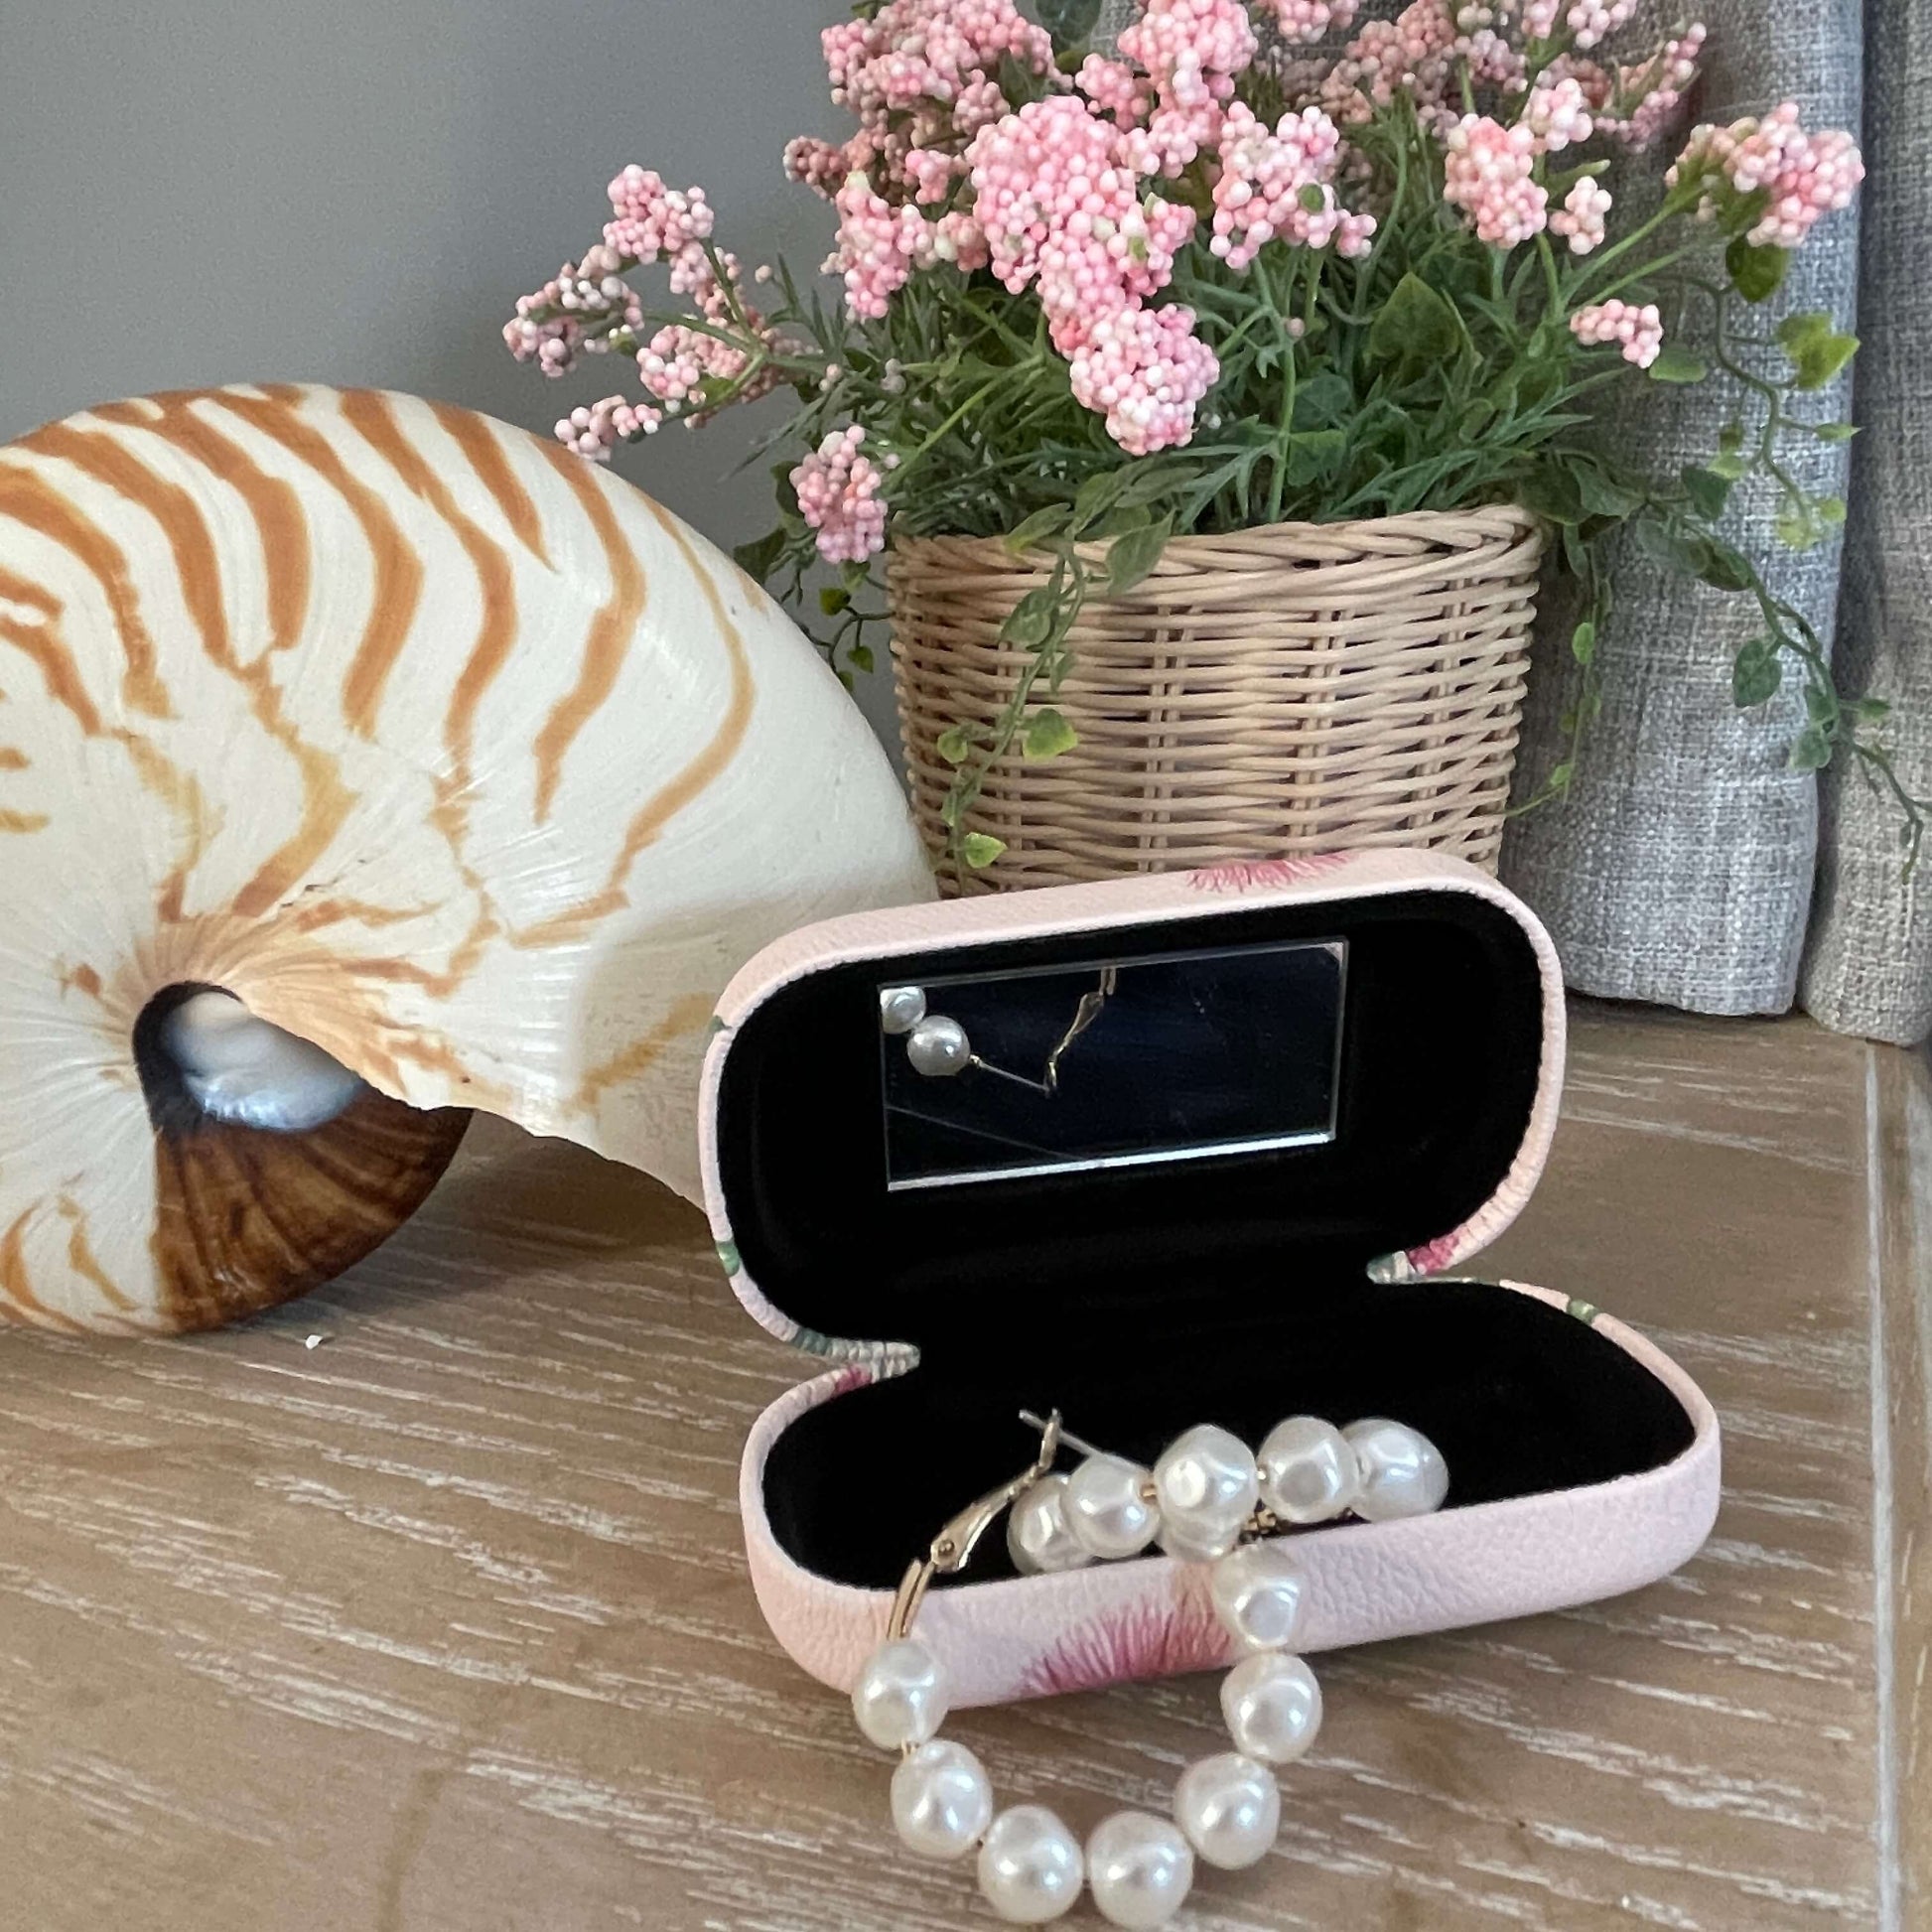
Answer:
[699,849,1720,1708]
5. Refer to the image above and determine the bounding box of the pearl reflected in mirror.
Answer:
[905,1014,972,1077]
[879,984,928,1035]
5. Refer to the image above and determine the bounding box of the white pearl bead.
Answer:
[1343,1418,1449,1521]
[1258,1415,1362,1524]
[977,1804,1084,1923]
[1086,1811,1194,1928]
[905,1015,971,1077]
[851,1638,950,1750]
[891,1738,993,1862]
[879,984,927,1035]
[1221,1651,1322,1764]
[1173,1750,1280,1869]
[1007,1473,1095,1575]
[1063,1452,1161,1560]
[1208,1541,1308,1651]
[1152,1425,1258,1561]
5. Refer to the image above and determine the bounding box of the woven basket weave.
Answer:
[890,506,1545,894]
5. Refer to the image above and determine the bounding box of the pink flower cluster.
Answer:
[1065,305,1222,457]
[504,247,643,376]
[1517,0,1636,49]
[1669,101,1864,249]
[966,94,1217,452]
[1319,1,1462,129]
[1442,115,1548,247]
[1210,102,1375,268]
[1117,0,1258,113]
[1549,175,1612,253]
[1569,297,1664,366]
[1523,73,1593,151]
[606,167,713,260]
[1262,0,1364,45]
[823,0,1052,119]
[555,395,660,460]
[791,424,895,563]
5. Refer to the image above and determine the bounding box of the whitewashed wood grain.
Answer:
[0,1004,1919,1930]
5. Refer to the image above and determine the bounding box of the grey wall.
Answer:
[0,0,898,730]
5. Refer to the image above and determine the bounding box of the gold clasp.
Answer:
[886,1411,1063,1641]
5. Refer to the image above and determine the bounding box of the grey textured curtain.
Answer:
[1501,0,1863,1014]
[1798,0,1932,1045]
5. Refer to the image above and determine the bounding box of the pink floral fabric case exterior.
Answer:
[699,850,1722,1708]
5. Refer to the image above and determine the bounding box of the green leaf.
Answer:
[1298,182,1327,213]
[732,527,787,584]
[847,641,875,675]
[1457,398,1495,439]
[1548,760,1575,793]
[1813,420,1860,443]
[935,725,973,764]
[1731,636,1782,707]
[1571,620,1596,666]
[1573,465,1644,520]
[1817,493,1847,527]
[1725,235,1789,303]
[1366,272,1465,375]
[1001,585,1059,648]
[1647,345,1710,384]
[1789,724,1833,771]
[1777,312,1860,390]
[1024,707,1078,759]
[1706,448,1751,481]
[1848,696,1891,723]
[1106,514,1173,595]
[818,585,851,617]
[1071,470,1129,533]
[1696,539,1755,593]
[770,460,801,518]
[1283,430,1346,486]
[960,832,1008,868]
[1804,682,1836,725]
[1518,467,1586,525]
[1774,503,1818,549]
[1291,371,1353,428]
[1003,504,1070,555]
[1034,0,1103,50]
[1680,465,1733,522]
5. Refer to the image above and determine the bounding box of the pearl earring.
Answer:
[850,1407,1449,1923]
[880,966,1119,1094]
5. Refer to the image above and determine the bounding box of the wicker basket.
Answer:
[890,506,1544,894]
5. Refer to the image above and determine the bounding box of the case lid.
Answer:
[699,850,1564,1370]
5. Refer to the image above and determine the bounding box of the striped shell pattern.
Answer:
[0,384,932,1333]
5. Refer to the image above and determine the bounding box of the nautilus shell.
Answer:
[0,383,931,1334]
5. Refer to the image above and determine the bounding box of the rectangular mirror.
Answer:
[879,937,1346,1190]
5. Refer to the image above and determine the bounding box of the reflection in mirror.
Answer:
[879,939,1346,1190]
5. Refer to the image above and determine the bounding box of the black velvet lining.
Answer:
[764,1283,1698,1589]
[717,889,1699,1589]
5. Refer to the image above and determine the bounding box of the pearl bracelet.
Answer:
[850,1409,1449,1925]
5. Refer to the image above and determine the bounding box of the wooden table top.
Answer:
[3,1002,1926,1932]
